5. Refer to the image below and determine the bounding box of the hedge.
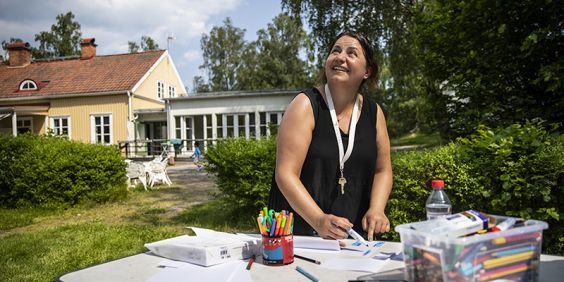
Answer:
[205,120,564,255]
[0,134,127,208]
[205,137,276,213]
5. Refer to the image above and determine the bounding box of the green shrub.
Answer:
[205,137,276,213]
[0,134,127,208]
[387,119,564,255]
[203,121,563,255]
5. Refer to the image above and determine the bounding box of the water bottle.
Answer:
[426,179,452,220]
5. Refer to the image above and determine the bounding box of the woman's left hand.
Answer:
[362,208,390,241]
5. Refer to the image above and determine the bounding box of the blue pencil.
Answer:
[296,266,319,282]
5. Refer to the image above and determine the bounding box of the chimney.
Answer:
[7,42,32,67]
[80,38,97,60]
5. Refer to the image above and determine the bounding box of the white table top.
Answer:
[56,241,564,282]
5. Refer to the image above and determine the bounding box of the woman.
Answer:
[269,31,393,241]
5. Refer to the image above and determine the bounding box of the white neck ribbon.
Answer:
[324,83,360,174]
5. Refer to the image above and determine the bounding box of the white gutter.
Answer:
[127,91,132,121]
[0,90,127,102]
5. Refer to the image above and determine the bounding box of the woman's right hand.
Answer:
[314,213,353,240]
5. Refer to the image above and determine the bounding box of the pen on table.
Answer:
[347,228,369,246]
[296,266,320,282]
[294,254,321,264]
[246,255,255,270]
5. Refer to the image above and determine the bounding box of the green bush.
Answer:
[0,134,127,208]
[387,119,564,255]
[205,137,276,213]
[203,121,563,255]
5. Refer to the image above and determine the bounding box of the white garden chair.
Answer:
[125,160,149,191]
[146,156,172,187]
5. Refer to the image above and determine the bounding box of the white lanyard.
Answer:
[324,84,360,194]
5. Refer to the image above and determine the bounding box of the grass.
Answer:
[173,199,257,233]
[0,223,179,282]
[0,207,62,231]
[390,132,442,148]
[0,172,258,282]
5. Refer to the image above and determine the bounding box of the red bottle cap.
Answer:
[431,180,444,188]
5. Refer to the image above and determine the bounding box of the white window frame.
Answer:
[19,79,37,91]
[16,117,33,133]
[90,113,113,144]
[168,85,176,98]
[50,116,71,138]
[157,81,165,99]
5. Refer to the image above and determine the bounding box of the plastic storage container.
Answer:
[395,215,548,281]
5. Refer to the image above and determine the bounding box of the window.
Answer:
[168,85,176,98]
[259,112,267,137]
[216,114,224,138]
[175,116,181,139]
[17,117,33,134]
[50,116,70,138]
[226,114,234,137]
[236,114,245,138]
[249,113,256,137]
[91,114,112,144]
[19,79,37,91]
[205,114,213,141]
[157,81,165,99]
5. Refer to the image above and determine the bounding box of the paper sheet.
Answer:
[293,236,341,251]
[321,257,388,273]
[147,260,251,282]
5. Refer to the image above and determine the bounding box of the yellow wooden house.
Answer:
[0,38,186,147]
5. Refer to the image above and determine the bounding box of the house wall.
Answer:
[49,94,129,144]
[133,54,186,111]
[0,99,49,135]
[169,93,294,115]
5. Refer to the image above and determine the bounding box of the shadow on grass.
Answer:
[172,199,257,233]
[127,207,168,225]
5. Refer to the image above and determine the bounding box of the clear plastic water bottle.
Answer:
[426,179,452,220]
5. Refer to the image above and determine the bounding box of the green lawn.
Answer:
[390,132,442,148]
[0,183,248,282]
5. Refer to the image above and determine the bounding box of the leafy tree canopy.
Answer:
[128,36,160,53]
[33,11,82,58]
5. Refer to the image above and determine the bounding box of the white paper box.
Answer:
[145,235,260,266]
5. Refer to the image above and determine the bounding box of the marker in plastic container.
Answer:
[347,228,368,246]
[490,218,517,232]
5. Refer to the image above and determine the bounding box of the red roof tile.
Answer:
[0,50,165,99]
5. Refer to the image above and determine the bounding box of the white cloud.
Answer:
[0,0,242,48]
[182,50,200,61]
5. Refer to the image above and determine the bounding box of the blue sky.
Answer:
[0,0,283,92]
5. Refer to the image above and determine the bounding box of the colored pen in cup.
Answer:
[347,228,368,246]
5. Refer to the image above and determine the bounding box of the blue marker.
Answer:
[296,266,319,282]
[270,218,276,237]
[373,241,385,248]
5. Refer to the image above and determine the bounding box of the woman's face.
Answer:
[324,35,370,88]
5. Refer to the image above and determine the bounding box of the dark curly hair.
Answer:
[320,31,379,91]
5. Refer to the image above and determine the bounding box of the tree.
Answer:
[237,13,315,90]
[281,1,429,137]
[1,37,23,63]
[199,18,246,91]
[415,0,564,138]
[128,36,160,53]
[33,11,82,58]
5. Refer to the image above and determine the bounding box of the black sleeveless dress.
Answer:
[269,87,378,238]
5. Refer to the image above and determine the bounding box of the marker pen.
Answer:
[347,228,368,246]
[490,218,517,232]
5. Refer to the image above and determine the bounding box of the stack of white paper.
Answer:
[144,229,260,267]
